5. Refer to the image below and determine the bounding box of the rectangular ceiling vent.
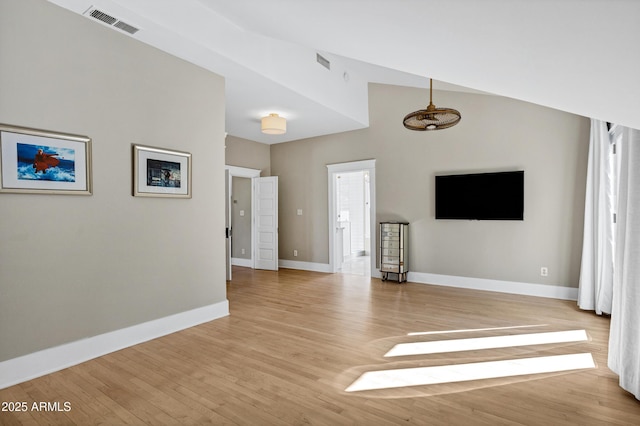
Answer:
[83,7,140,35]
[316,53,330,70]
[113,21,139,35]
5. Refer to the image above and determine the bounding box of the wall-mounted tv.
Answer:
[435,170,524,220]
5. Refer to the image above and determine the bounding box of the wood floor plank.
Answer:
[1,266,639,425]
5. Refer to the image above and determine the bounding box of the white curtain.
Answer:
[578,119,614,314]
[608,125,640,400]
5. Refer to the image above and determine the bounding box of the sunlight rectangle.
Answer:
[385,330,588,357]
[345,353,595,392]
[407,324,547,336]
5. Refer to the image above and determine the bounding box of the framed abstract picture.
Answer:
[0,124,92,195]
[132,144,192,198]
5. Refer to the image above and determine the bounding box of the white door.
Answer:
[253,176,278,270]
[225,169,232,280]
[336,224,345,270]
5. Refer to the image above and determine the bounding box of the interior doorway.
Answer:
[225,165,261,281]
[230,176,252,268]
[336,170,371,276]
[327,160,376,277]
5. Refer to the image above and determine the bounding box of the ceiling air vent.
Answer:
[113,21,139,35]
[316,53,330,70]
[89,9,117,25]
[83,7,140,35]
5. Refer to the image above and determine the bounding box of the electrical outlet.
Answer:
[540,267,548,277]
[293,249,298,257]
[241,248,245,255]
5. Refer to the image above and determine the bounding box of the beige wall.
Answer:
[271,83,589,288]
[226,135,271,176]
[231,177,252,259]
[0,0,227,361]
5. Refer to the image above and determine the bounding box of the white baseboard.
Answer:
[276,263,576,301]
[279,259,332,273]
[231,257,252,268]
[407,272,578,301]
[0,300,229,390]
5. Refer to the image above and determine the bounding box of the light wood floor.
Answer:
[1,267,639,425]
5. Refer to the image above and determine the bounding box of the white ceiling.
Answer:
[50,0,640,144]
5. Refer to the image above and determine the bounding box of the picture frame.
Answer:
[132,144,192,198]
[0,123,92,195]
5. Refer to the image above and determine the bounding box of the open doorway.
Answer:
[225,165,261,281]
[230,176,252,268]
[336,170,371,276]
[327,160,376,277]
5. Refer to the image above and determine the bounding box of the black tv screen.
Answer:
[435,171,524,220]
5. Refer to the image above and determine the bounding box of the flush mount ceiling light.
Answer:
[403,79,461,131]
[261,113,286,135]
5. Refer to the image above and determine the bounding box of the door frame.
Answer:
[327,159,376,275]
[225,165,261,272]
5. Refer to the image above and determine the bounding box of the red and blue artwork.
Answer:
[16,143,76,182]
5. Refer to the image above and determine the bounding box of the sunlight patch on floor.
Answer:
[345,353,595,392]
[385,330,589,357]
[407,324,548,336]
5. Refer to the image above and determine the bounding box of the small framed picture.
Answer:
[0,123,92,195]
[132,144,192,198]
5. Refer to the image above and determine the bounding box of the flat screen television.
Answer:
[435,171,524,220]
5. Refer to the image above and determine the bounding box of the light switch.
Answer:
[297,209,303,216]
